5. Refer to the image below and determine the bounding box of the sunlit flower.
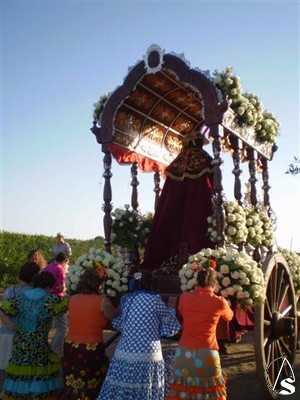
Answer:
[66,247,128,297]
[179,246,265,308]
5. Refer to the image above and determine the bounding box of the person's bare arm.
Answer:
[101,296,117,320]
[0,310,16,331]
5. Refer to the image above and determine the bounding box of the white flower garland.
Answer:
[245,207,275,248]
[278,247,300,295]
[93,93,110,124]
[207,200,248,245]
[258,209,275,247]
[111,205,152,249]
[66,247,128,297]
[179,247,265,308]
[213,67,280,144]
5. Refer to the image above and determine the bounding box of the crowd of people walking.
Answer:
[0,243,233,400]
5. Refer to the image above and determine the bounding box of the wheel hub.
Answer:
[270,312,295,339]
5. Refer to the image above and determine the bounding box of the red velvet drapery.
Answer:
[143,145,214,270]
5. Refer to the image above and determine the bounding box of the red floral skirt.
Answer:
[59,340,109,400]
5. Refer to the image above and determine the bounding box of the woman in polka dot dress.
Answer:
[98,270,181,400]
[166,262,233,400]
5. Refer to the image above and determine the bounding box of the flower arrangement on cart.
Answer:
[179,246,265,308]
[66,247,129,297]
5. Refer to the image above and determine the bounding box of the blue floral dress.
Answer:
[0,288,68,400]
[98,290,181,400]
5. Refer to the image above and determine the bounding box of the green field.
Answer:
[0,231,104,287]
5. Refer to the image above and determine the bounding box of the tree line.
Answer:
[0,231,104,288]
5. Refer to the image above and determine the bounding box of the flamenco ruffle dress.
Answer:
[59,293,109,400]
[166,287,233,400]
[0,288,68,400]
[98,290,181,400]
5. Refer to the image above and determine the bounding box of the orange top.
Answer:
[66,294,107,344]
[178,287,233,350]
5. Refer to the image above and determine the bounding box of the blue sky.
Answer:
[1,0,299,251]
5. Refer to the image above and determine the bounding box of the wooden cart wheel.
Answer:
[254,253,298,399]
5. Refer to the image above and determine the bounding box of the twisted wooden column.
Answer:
[102,144,113,253]
[261,157,271,211]
[230,135,244,251]
[211,125,226,247]
[247,148,258,208]
[230,135,243,206]
[130,162,139,211]
[247,148,261,261]
[153,171,161,211]
[261,157,276,252]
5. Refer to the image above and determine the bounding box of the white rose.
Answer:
[187,279,196,290]
[226,286,235,296]
[220,264,229,274]
[220,289,229,297]
[241,277,250,285]
[227,213,236,222]
[227,226,237,235]
[225,77,233,86]
[203,248,212,257]
[185,269,194,278]
[222,277,231,287]
[231,271,240,280]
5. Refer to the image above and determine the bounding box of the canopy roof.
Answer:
[91,45,274,171]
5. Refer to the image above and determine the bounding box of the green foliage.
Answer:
[0,231,104,288]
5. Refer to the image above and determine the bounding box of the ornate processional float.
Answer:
[89,45,299,399]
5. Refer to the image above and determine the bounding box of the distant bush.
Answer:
[0,231,104,288]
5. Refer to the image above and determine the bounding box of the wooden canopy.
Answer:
[91,44,228,171]
[91,45,275,251]
[91,44,274,171]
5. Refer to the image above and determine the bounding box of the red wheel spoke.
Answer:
[278,337,292,358]
[274,340,284,360]
[254,256,297,399]
[265,296,272,317]
[271,263,278,309]
[278,285,289,311]
[267,283,274,313]
[266,342,272,366]
[275,268,285,309]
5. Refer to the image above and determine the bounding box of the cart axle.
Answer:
[270,312,295,339]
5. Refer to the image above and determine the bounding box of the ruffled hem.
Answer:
[167,375,227,400]
[99,382,165,400]
[3,376,62,400]
[5,363,60,377]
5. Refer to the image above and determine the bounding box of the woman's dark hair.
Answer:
[55,252,69,263]
[32,270,56,289]
[77,269,103,294]
[18,262,42,283]
[197,267,217,288]
[131,270,153,292]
